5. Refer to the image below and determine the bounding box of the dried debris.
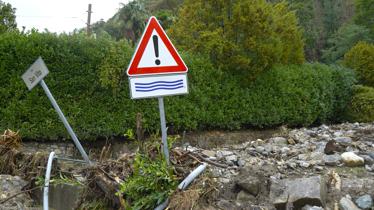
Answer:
[1,129,21,149]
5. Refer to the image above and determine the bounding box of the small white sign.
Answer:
[22,57,49,90]
[129,74,188,99]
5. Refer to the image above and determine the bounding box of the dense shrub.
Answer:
[0,32,355,140]
[344,41,374,87]
[169,0,304,81]
[345,85,374,122]
[191,63,355,128]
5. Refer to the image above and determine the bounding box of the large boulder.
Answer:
[341,152,365,167]
[270,176,327,209]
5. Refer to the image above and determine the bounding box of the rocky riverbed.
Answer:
[1,122,374,209]
[178,122,374,209]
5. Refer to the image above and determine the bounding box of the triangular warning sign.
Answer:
[127,16,188,76]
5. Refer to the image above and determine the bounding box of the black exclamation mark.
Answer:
[153,35,161,65]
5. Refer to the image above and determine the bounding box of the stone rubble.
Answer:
[0,175,33,210]
[179,122,374,209]
[1,122,374,209]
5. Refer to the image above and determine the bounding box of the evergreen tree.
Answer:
[0,0,17,34]
[354,0,374,39]
[170,0,304,80]
[322,23,371,63]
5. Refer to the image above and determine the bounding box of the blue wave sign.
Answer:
[129,74,188,99]
[135,79,184,92]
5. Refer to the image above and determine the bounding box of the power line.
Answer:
[17,15,80,18]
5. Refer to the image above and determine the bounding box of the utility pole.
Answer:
[86,4,92,36]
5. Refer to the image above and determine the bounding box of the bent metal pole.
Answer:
[39,80,91,164]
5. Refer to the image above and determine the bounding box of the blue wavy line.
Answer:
[135,79,183,85]
[135,82,184,89]
[135,85,184,92]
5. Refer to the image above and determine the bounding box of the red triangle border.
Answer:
[127,16,188,76]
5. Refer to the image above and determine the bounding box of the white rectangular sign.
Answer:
[22,57,49,90]
[129,74,188,99]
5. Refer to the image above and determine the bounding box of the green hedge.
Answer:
[0,32,356,140]
[345,85,374,122]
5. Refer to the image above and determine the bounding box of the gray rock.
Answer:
[290,129,312,142]
[264,144,273,153]
[355,194,373,210]
[256,146,265,153]
[280,146,290,155]
[298,154,309,161]
[0,175,32,209]
[216,150,233,159]
[270,176,327,208]
[334,131,344,137]
[339,195,361,210]
[310,152,325,165]
[365,164,374,172]
[202,150,216,157]
[216,200,237,210]
[287,162,297,169]
[225,154,238,164]
[368,152,374,160]
[315,142,327,153]
[301,205,324,210]
[320,134,331,141]
[342,178,374,196]
[237,159,246,167]
[334,137,353,145]
[346,146,358,152]
[341,152,365,167]
[299,161,311,168]
[236,175,261,196]
[269,137,288,145]
[236,190,256,203]
[360,155,374,165]
[323,154,342,166]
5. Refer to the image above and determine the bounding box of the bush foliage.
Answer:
[345,85,374,122]
[0,32,355,140]
[169,0,304,81]
[344,41,374,87]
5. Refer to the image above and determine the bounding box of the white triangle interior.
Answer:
[137,30,178,68]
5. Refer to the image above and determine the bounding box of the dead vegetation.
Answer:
[0,129,52,179]
[1,129,22,149]
[0,130,222,209]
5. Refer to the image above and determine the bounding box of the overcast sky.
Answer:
[5,0,129,33]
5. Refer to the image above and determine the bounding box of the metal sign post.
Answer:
[126,16,189,165]
[22,57,91,165]
[39,80,91,164]
[158,97,169,165]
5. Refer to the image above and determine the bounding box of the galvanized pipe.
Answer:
[178,163,207,190]
[43,152,56,210]
[154,198,169,210]
[154,163,207,210]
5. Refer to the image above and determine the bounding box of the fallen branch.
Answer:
[195,153,229,169]
[0,186,41,204]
